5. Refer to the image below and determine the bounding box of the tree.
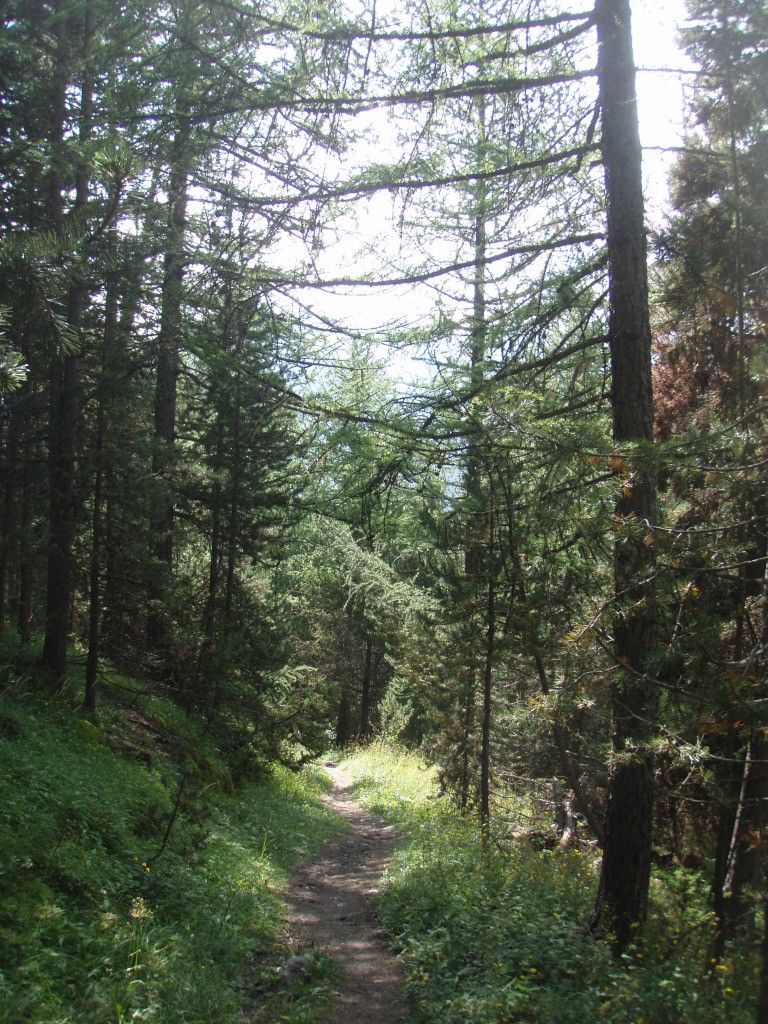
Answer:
[653,0,768,959]
[589,0,657,951]
[0,0,366,724]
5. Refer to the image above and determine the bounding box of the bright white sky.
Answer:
[277,0,696,349]
[632,0,695,219]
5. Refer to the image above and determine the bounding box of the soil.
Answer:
[281,763,407,1024]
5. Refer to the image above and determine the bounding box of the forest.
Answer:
[0,0,766,1020]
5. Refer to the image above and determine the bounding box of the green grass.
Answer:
[0,654,346,1024]
[341,742,759,1024]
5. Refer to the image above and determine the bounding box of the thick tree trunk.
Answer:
[591,0,657,952]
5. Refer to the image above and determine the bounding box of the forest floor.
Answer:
[280,762,407,1024]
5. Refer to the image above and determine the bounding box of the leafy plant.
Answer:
[342,743,758,1024]
[0,665,344,1024]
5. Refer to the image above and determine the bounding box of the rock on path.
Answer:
[281,764,407,1024]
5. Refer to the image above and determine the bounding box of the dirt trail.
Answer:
[281,764,407,1024]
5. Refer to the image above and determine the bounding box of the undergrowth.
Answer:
[341,742,759,1024]
[0,640,345,1024]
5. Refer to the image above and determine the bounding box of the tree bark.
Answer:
[42,0,91,678]
[147,125,190,669]
[85,260,119,715]
[480,514,495,837]
[17,377,34,644]
[590,0,657,952]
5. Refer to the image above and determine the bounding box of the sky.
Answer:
[632,0,695,219]
[276,0,696,348]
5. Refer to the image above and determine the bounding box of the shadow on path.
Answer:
[282,765,407,1024]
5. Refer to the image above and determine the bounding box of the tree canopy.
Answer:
[0,0,766,1012]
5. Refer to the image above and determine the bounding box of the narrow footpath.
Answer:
[281,763,407,1024]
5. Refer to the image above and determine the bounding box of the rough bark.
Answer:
[590,0,657,952]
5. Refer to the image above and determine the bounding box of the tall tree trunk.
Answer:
[224,366,242,623]
[590,0,657,952]
[458,94,489,815]
[479,498,495,837]
[17,383,34,644]
[42,0,91,677]
[101,225,152,655]
[194,415,224,713]
[84,264,119,715]
[147,127,190,670]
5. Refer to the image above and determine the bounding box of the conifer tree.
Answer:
[589,0,657,951]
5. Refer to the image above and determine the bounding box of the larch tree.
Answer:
[589,0,657,951]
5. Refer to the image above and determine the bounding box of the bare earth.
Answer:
[281,764,407,1024]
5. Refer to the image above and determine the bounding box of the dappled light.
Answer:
[1,0,766,1019]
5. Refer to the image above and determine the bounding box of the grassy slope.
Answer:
[341,742,758,1024]
[0,646,345,1024]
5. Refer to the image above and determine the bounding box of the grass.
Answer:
[341,741,759,1024]
[0,636,760,1024]
[0,646,346,1024]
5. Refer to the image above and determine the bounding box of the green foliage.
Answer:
[0,309,26,394]
[247,951,341,1024]
[0,667,344,1024]
[342,744,758,1024]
